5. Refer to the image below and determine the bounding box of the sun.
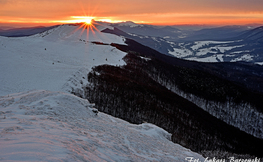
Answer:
[69,16,95,25]
[84,18,93,25]
[54,16,119,25]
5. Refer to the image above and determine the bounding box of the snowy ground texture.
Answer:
[0,90,204,161]
[0,24,204,161]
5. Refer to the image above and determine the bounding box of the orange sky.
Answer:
[1,0,263,27]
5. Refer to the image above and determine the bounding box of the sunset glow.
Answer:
[68,16,95,24]
[0,0,263,28]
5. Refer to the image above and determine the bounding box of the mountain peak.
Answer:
[116,21,143,28]
[239,25,263,42]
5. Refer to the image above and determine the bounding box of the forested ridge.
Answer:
[70,39,263,158]
[110,39,263,139]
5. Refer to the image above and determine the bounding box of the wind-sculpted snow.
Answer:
[0,90,204,161]
[0,24,126,96]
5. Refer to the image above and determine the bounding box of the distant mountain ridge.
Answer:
[237,26,263,42]
[0,25,58,37]
[111,22,182,40]
[110,21,252,41]
[180,25,251,41]
[105,22,263,64]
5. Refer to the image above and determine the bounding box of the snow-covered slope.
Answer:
[0,23,205,161]
[0,24,126,96]
[0,90,204,161]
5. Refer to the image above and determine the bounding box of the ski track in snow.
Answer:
[0,90,204,161]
